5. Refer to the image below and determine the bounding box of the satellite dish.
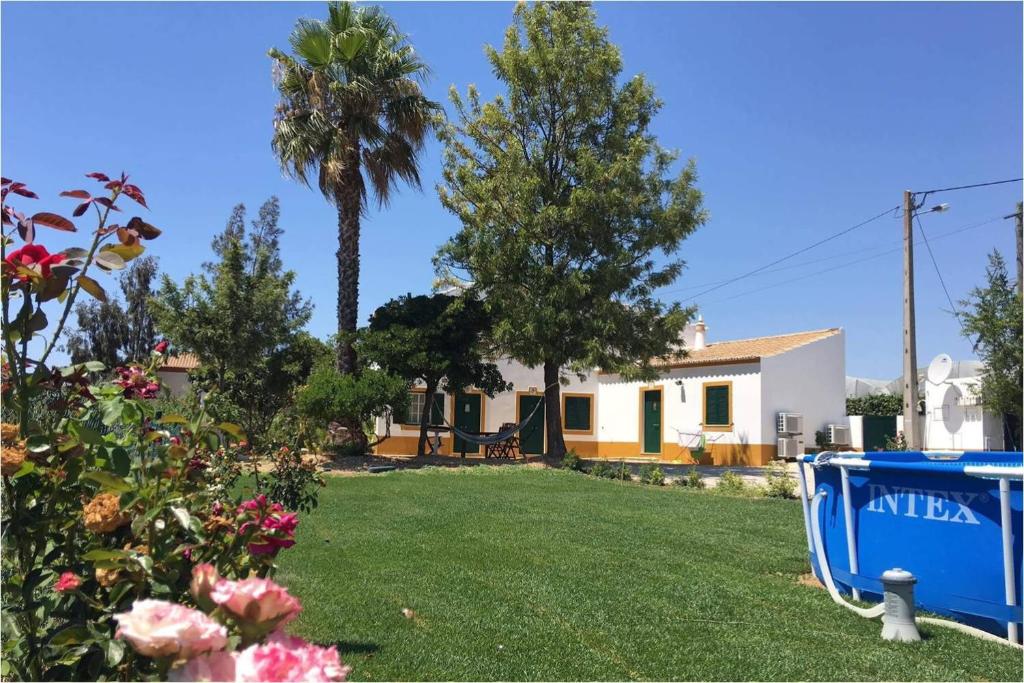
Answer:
[927,353,954,385]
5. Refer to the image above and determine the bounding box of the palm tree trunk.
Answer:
[543,360,566,460]
[333,164,368,454]
[335,177,361,376]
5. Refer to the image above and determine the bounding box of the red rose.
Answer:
[54,572,81,593]
[154,340,169,354]
[5,244,66,281]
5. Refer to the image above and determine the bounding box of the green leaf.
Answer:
[25,308,48,334]
[158,414,188,425]
[12,461,35,479]
[110,447,131,477]
[49,626,91,646]
[217,422,245,439]
[102,243,144,262]
[337,32,366,60]
[105,639,125,667]
[74,424,104,446]
[81,471,133,493]
[100,398,124,426]
[81,549,128,561]
[77,274,107,302]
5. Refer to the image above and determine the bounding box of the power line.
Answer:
[677,204,900,302]
[690,214,1003,307]
[663,214,1001,297]
[914,214,964,329]
[913,177,1022,196]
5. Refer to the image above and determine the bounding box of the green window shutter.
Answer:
[429,394,445,426]
[704,386,730,426]
[564,396,592,431]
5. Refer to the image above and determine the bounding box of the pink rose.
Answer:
[191,563,220,609]
[114,599,228,658]
[170,651,237,682]
[54,571,81,593]
[210,577,301,627]
[235,631,350,682]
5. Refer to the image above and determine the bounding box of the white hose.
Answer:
[809,492,884,618]
[809,491,1022,649]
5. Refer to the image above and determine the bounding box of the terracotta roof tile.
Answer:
[159,353,200,371]
[653,328,841,368]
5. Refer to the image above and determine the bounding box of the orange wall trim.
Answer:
[374,435,776,466]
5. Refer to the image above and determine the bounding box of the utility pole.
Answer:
[902,190,921,450]
[1007,201,1023,295]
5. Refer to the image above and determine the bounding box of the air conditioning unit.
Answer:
[776,412,803,436]
[828,424,851,446]
[777,437,805,459]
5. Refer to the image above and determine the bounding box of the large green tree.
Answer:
[435,2,706,457]
[66,255,160,368]
[361,293,511,455]
[959,251,1022,450]
[152,198,315,445]
[269,2,440,375]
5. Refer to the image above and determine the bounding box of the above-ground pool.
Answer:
[798,450,1023,643]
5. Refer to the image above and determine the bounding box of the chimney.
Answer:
[693,315,707,350]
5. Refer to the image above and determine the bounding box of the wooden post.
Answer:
[1014,202,1022,295]
[902,190,921,450]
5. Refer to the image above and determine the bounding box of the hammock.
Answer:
[440,386,551,446]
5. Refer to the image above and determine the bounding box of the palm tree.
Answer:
[269,2,439,374]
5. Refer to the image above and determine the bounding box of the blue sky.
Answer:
[3,1,1021,378]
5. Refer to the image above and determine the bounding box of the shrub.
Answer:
[330,441,368,458]
[846,393,902,416]
[763,461,798,499]
[296,366,407,450]
[885,431,909,451]
[614,460,632,481]
[675,466,706,489]
[257,445,326,514]
[638,464,665,486]
[0,176,325,680]
[561,450,583,471]
[716,470,748,494]
[588,461,613,478]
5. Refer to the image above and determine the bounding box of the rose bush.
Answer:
[113,566,348,682]
[1,175,340,681]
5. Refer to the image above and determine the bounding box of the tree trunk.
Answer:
[417,380,438,457]
[335,169,361,376]
[333,161,367,454]
[543,360,566,460]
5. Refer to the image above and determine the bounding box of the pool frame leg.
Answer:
[998,478,1019,643]
[839,465,861,601]
[797,461,813,555]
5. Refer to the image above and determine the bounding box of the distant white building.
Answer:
[375,321,848,466]
[156,354,199,397]
[846,358,1004,451]
[922,359,1004,451]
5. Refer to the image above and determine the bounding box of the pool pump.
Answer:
[880,568,921,642]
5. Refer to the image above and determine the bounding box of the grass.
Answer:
[275,467,1021,681]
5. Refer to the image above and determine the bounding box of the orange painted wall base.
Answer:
[374,435,776,466]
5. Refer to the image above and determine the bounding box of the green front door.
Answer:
[454,393,483,454]
[518,395,545,455]
[643,390,661,454]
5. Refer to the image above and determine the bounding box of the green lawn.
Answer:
[275,467,1021,681]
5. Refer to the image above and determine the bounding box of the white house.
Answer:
[375,321,847,466]
[156,353,199,397]
[922,359,1004,451]
[846,359,1004,451]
